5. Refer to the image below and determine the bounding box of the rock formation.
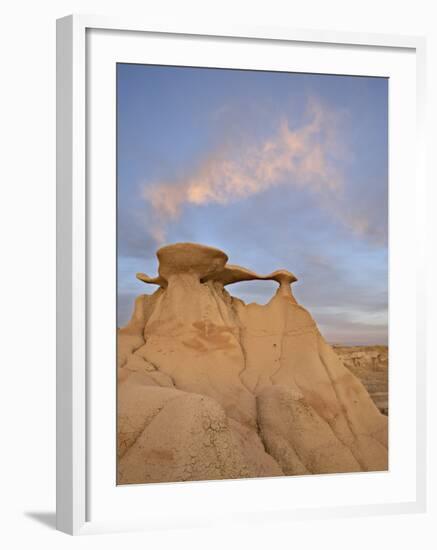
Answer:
[118,243,388,484]
[334,346,388,415]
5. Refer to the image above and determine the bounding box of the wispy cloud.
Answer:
[142,98,345,244]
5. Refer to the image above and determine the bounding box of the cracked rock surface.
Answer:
[118,243,388,484]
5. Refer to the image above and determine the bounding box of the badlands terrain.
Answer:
[334,346,388,416]
[117,243,388,484]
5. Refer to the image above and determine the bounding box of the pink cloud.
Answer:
[142,98,345,243]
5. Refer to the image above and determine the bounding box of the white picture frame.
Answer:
[56,14,427,535]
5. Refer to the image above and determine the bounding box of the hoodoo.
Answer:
[264,269,298,300]
[118,242,388,484]
[157,242,228,280]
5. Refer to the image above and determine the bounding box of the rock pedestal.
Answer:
[118,243,388,484]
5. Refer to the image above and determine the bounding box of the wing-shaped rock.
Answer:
[118,242,388,483]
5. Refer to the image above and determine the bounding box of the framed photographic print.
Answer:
[56,15,427,535]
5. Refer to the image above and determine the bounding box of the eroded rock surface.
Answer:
[118,243,388,484]
[334,346,388,415]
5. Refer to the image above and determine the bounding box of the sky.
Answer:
[117,63,388,345]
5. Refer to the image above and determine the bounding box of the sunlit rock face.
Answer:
[333,346,389,415]
[118,243,388,485]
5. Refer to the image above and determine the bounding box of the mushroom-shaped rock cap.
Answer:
[136,272,167,288]
[157,242,228,280]
[264,269,298,285]
[203,264,262,286]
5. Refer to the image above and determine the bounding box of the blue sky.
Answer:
[117,64,388,345]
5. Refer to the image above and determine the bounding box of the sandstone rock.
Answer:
[118,242,388,484]
[333,345,388,415]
